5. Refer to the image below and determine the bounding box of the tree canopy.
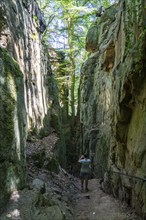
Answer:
[37,0,117,119]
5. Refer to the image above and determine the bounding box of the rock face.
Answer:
[79,0,146,217]
[0,0,51,135]
[0,0,58,212]
[0,48,27,211]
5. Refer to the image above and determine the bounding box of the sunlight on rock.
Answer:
[6,209,20,218]
[7,173,17,192]
[0,75,5,85]
[6,214,11,218]
[7,74,17,101]
[10,191,20,202]
[11,209,20,218]
[105,89,111,111]
[14,114,21,160]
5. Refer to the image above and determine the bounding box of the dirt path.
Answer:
[73,179,142,220]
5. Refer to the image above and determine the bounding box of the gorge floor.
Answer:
[0,134,143,220]
[25,134,142,219]
[0,171,142,220]
[73,178,142,220]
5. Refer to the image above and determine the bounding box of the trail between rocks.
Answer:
[73,179,141,220]
[0,134,142,220]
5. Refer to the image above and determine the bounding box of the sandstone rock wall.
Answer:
[0,48,27,211]
[79,0,146,216]
[0,0,53,211]
[0,0,51,135]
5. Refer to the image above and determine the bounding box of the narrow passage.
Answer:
[73,179,142,220]
[0,135,143,220]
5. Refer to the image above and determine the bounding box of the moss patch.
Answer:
[0,48,26,211]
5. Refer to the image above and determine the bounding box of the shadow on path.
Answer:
[73,179,142,220]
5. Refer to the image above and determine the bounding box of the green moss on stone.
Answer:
[46,157,60,174]
[0,48,26,211]
[0,11,7,32]
[0,48,23,159]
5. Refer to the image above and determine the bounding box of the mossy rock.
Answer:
[33,205,64,220]
[0,48,26,211]
[0,9,7,32]
[45,157,60,174]
[32,150,46,168]
[86,23,99,52]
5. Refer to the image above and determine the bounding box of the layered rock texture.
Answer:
[79,0,146,217]
[0,0,62,212]
[0,48,27,212]
[0,0,50,135]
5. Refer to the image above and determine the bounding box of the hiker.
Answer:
[78,154,91,191]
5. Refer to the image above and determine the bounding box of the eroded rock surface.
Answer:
[79,0,146,217]
[0,0,64,212]
[0,48,26,211]
[0,0,51,135]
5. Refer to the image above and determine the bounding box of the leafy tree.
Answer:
[37,0,115,122]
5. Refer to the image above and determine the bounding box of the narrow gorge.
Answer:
[0,0,146,219]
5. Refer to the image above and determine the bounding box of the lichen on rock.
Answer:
[79,0,146,217]
[0,48,27,212]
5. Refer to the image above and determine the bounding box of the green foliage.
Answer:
[37,0,114,119]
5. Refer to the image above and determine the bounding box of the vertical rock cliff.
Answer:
[0,0,50,135]
[0,48,27,212]
[79,0,146,216]
[0,0,60,211]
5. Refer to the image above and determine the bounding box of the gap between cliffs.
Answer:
[0,132,142,220]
